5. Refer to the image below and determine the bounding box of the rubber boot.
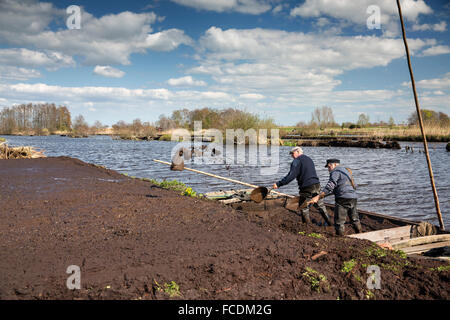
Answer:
[302,212,311,224]
[323,214,333,227]
[353,221,362,233]
[336,226,345,236]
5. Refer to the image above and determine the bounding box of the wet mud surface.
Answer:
[0,157,448,300]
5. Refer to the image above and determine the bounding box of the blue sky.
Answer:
[0,0,449,126]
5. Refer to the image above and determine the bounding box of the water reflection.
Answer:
[2,135,448,226]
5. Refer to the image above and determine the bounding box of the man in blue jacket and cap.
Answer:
[273,147,332,226]
[311,159,362,236]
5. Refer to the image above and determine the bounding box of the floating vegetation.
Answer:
[0,143,46,159]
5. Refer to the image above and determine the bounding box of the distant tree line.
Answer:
[297,106,398,129]
[0,103,71,135]
[156,107,277,132]
[2,103,447,138]
[407,109,449,127]
[0,103,111,136]
[296,106,449,130]
[111,118,156,138]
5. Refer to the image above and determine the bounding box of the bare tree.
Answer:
[357,113,370,128]
[89,120,106,135]
[0,103,72,135]
[157,115,177,131]
[310,106,336,128]
[72,115,89,136]
[388,116,395,128]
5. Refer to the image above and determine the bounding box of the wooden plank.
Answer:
[347,226,412,243]
[205,188,279,201]
[402,241,450,255]
[392,234,450,249]
[205,188,252,196]
[219,198,243,204]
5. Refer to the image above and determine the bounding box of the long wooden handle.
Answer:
[152,159,294,198]
[397,0,444,231]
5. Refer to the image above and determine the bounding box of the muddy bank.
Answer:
[0,157,448,300]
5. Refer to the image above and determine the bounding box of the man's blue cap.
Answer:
[325,159,340,167]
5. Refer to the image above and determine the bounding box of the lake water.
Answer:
[2,135,449,227]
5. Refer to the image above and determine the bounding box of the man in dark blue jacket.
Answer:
[273,147,332,226]
[311,159,361,235]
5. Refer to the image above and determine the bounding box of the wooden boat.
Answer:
[204,188,450,261]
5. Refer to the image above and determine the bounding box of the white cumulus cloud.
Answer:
[420,45,450,57]
[240,93,265,100]
[193,27,433,97]
[170,0,272,15]
[290,0,433,36]
[143,29,194,52]
[0,1,193,66]
[412,21,447,32]
[167,76,206,86]
[93,66,125,78]
[406,72,450,90]
[0,66,41,81]
[0,48,75,71]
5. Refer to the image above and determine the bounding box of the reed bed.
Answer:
[282,125,450,142]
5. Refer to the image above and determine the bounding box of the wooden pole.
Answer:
[152,159,294,198]
[396,0,444,230]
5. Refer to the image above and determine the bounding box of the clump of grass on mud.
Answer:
[393,249,407,259]
[365,245,407,263]
[164,281,181,297]
[360,244,410,275]
[302,267,330,293]
[154,280,181,298]
[340,259,364,283]
[365,289,375,300]
[307,232,324,239]
[365,246,388,259]
[148,178,202,198]
[149,178,187,191]
[123,175,202,198]
[341,259,357,273]
[298,231,324,239]
[429,265,450,272]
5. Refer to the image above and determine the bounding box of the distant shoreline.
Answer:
[1,132,448,143]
